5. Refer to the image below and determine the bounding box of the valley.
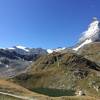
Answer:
[0,18,100,100]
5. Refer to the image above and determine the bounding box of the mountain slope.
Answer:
[77,42,100,66]
[11,52,100,98]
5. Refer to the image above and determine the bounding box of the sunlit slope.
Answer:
[12,52,100,98]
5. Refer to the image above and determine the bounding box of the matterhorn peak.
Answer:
[73,17,100,51]
[80,17,100,42]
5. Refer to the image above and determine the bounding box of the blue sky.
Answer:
[0,0,100,49]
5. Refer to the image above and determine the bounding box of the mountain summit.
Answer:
[73,17,100,51]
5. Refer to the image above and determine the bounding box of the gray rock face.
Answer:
[0,46,47,78]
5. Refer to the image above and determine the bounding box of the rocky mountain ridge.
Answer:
[0,46,47,78]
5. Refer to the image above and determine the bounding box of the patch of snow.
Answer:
[73,39,92,51]
[47,49,53,54]
[47,47,66,54]
[54,47,66,52]
[8,48,15,50]
[16,46,29,52]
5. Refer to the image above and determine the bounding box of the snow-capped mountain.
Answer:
[0,46,47,78]
[47,47,66,54]
[73,17,100,51]
[8,45,30,52]
[3,45,47,56]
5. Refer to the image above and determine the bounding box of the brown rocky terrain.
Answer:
[78,42,100,66]
[11,52,100,99]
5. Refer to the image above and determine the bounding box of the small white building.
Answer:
[75,90,85,96]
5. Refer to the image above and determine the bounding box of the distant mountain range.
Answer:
[0,46,47,78]
[0,45,68,78]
